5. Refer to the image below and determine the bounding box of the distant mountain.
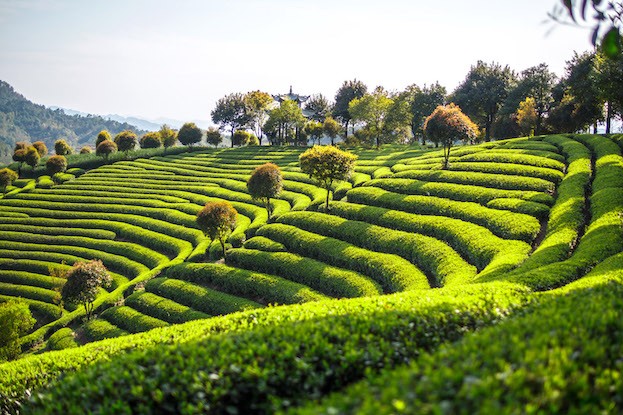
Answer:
[0,80,146,163]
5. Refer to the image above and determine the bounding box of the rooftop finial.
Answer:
[289,85,293,95]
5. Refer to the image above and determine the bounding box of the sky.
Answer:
[0,0,595,124]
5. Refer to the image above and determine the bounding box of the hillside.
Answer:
[0,81,146,163]
[0,135,622,413]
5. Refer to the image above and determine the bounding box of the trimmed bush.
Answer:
[100,306,168,334]
[46,327,77,351]
[125,291,209,324]
[242,236,286,252]
[82,319,129,342]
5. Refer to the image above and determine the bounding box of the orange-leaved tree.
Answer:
[424,103,479,168]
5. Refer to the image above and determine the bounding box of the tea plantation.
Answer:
[1,134,622,413]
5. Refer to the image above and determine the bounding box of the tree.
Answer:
[61,260,112,320]
[304,121,324,145]
[299,145,357,211]
[305,94,332,122]
[348,87,394,148]
[244,90,273,144]
[549,0,622,58]
[46,155,67,176]
[24,146,40,170]
[114,130,138,154]
[0,301,35,362]
[205,127,223,147]
[159,124,178,149]
[96,130,112,148]
[323,116,341,146]
[384,90,413,144]
[211,93,251,148]
[264,100,306,145]
[0,168,18,190]
[32,141,48,157]
[54,139,72,156]
[595,49,623,133]
[196,201,238,257]
[516,97,537,136]
[247,163,283,218]
[333,79,367,139]
[519,64,557,135]
[409,83,447,145]
[451,61,516,141]
[139,132,162,149]
[178,122,203,146]
[96,140,117,159]
[248,133,260,146]
[232,130,251,147]
[80,146,92,154]
[12,145,27,176]
[424,104,479,168]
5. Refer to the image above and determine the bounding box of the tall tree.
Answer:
[247,163,283,218]
[61,260,112,321]
[451,61,516,141]
[384,90,413,144]
[264,100,306,145]
[424,104,479,168]
[332,79,367,139]
[595,49,623,133]
[323,116,341,146]
[410,82,447,145]
[114,130,138,154]
[348,87,394,148]
[304,121,324,146]
[520,63,557,136]
[305,94,332,122]
[244,91,273,145]
[516,97,538,136]
[159,124,178,150]
[211,93,251,147]
[54,139,72,156]
[299,145,357,211]
[196,201,238,258]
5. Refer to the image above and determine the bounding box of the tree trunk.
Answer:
[231,126,235,148]
[220,238,226,258]
[325,188,331,211]
[343,119,349,141]
[606,101,612,134]
[266,197,272,218]
[535,112,542,136]
[485,118,491,142]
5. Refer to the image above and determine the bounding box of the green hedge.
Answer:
[22,282,530,414]
[348,186,540,243]
[161,263,328,305]
[46,328,78,351]
[485,197,550,219]
[257,223,430,292]
[100,306,168,334]
[0,282,59,304]
[298,256,623,414]
[276,211,476,287]
[243,236,287,252]
[226,248,382,298]
[394,169,556,193]
[0,271,65,291]
[458,150,566,171]
[365,177,553,206]
[125,291,210,324]
[81,319,129,342]
[146,277,262,316]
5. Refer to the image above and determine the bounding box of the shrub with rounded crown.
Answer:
[247,163,283,217]
[96,130,112,148]
[61,260,112,320]
[96,140,117,159]
[114,130,138,153]
[178,122,203,146]
[139,132,162,149]
[424,104,479,168]
[196,201,238,257]
[32,141,48,157]
[0,168,18,190]
[46,155,67,176]
[54,139,72,156]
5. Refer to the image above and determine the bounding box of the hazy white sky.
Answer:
[0,0,594,123]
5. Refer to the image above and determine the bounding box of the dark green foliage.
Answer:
[232,129,250,147]
[125,291,209,324]
[247,163,283,217]
[32,141,47,157]
[100,306,168,334]
[45,155,67,177]
[0,168,17,190]
[113,130,138,153]
[139,132,162,149]
[54,139,72,156]
[95,139,117,159]
[177,122,203,146]
[61,260,112,320]
[46,327,77,351]
[196,201,238,257]
[0,300,35,362]
[79,146,92,154]
[205,127,222,148]
[82,319,128,342]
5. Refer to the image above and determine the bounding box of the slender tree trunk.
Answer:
[485,118,492,142]
[593,123,598,134]
[606,101,612,134]
[220,238,226,258]
[344,119,349,140]
[266,197,272,218]
[535,112,542,136]
[325,186,331,211]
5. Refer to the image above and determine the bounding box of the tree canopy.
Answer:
[247,163,283,217]
[196,201,238,257]
[349,87,394,148]
[178,123,203,146]
[96,140,117,159]
[54,139,72,156]
[333,79,367,139]
[206,127,223,148]
[244,91,273,145]
[305,94,332,122]
[46,155,67,176]
[299,145,357,210]
[0,301,35,362]
[61,260,112,320]
[139,132,162,149]
[424,104,479,168]
[211,93,251,147]
[114,130,138,153]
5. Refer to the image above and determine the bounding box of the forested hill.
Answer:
[0,80,146,163]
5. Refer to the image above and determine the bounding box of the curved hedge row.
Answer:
[365,177,553,206]
[275,211,476,286]
[145,277,262,316]
[161,263,327,305]
[124,291,210,324]
[394,169,556,193]
[257,223,430,292]
[348,186,540,242]
[0,271,65,290]
[242,236,286,252]
[20,282,529,414]
[226,248,382,298]
[458,151,566,171]
[100,306,169,334]
[82,319,129,342]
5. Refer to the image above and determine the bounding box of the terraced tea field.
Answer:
[1,134,623,413]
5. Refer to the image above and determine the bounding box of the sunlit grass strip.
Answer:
[257,223,430,292]
[276,211,475,287]
[348,186,540,242]
[226,248,382,298]
[161,262,329,305]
